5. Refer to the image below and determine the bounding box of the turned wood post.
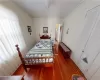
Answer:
[15,44,27,72]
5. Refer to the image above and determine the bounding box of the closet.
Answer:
[77,6,100,80]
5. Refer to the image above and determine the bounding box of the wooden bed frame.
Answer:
[15,44,55,72]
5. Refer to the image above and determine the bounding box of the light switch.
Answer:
[66,28,69,34]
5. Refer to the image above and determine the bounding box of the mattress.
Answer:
[25,39,53,63]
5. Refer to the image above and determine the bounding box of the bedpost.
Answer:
[15,44,27,72]
[15,45,24,62]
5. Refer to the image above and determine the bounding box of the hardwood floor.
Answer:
[13,44,85,80]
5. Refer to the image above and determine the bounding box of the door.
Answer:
[76,6,99,65]
[85,15,100,79]
[90,52,100,80]
[78,6,100,79]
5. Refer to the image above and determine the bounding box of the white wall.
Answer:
[62,0,100,79]
[1,1,36,51]
[33,17,60,41]
[62,1,86,63]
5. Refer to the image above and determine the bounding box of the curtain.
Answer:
[0,5,27,76]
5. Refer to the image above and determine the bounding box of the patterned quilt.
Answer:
[25,39,53,58]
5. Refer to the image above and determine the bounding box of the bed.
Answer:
[15,39,54,72]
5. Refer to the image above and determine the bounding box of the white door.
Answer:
[87,51,100,80]
[76,6,99,65]
[78,7,100,79]
[91,67,100,80]
[84,15,100,79]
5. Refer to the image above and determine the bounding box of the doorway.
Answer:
[55,24,63,42]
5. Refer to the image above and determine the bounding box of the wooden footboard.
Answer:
[15,44,55,72]
[24,57,54,65]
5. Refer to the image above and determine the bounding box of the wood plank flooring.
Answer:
[13,44,85,80]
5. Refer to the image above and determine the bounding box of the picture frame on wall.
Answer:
[27,26,32,32]
[27,26,32,35]
[43,27,48,33]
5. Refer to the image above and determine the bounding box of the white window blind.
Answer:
[0,5,27,76]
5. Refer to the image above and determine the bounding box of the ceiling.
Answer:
[9,0,83,18]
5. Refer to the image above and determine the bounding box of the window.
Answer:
[0,5,26,76]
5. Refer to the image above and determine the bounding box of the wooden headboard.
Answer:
[40,35,51,39]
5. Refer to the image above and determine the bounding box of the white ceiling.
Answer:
[10,0,83,18]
